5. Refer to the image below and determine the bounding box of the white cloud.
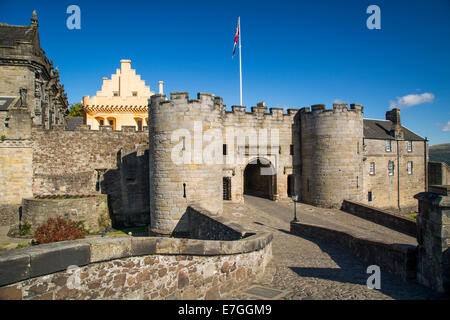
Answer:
[390,92,435,108]
[443,121,450,132]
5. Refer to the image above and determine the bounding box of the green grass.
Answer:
[0,243,9,246]
[406,214,417,219]
[106,226,147,235]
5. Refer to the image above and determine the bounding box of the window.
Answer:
[99,119,104,126]
[368,191,373,202]
[182,136,186,151]
[290,145,294,155]
[109,120,114,126]
[132,92,137,97]
[113,92,119,96]
[385,140,392,152]
[223,144,227,155]
[407,161,413,175]
[407,141,413,152]
[137,120,142,131]
[388,161,394,176]
[369,162,375,175]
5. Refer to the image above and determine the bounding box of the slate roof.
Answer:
[65,117,84,131]
[363,119,425,141]
[0,24,36,46]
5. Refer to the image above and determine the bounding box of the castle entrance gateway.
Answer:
[243,158,277,200]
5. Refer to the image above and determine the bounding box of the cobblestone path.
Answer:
[222,195,447,300]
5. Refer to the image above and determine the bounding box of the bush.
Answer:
[34,217,86,244]
[18,221,32,236]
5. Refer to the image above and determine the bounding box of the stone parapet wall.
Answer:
[290,221,417,281]
[341,200,417,236]
[21,195,111,233]
[187,204,250,240]
[414,189,450,293]
[428,162,449,186]
[0,232,273,300]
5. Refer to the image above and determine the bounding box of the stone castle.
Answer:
[0,12,428,235]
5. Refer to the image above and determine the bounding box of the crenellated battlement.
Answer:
[225,101,299,121]
[300,102,363,116]
[150,92,226,114]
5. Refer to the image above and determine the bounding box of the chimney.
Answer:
[120,59,131,72]
[386,108,404,139]
[159,81,164,94]
[386,108,401,125]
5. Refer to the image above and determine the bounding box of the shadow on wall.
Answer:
[101,148,150,229]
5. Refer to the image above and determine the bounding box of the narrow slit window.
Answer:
[183,183,186,198]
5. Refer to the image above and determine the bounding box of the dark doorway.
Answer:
[243,158,276,199]
[223,177,231,200]
[287,174,294,197]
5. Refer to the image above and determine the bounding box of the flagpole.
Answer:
[238,16,243,106]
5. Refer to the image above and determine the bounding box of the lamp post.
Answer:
[291,193,298,222]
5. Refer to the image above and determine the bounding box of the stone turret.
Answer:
[297,103,364,208]
[148,92,224,236]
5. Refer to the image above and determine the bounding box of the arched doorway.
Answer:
[243,158,276,199]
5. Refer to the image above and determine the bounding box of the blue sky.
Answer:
[1,0,449,145]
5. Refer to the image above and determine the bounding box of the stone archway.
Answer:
[243,157,277,200]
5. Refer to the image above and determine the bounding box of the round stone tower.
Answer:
[298,103,364,208]
[148,92,224,236]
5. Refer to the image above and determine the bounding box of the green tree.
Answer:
[66,102,84,118]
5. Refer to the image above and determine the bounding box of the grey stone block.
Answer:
[131,237,157,256]
[0,251,30,286]
[27,241,90,278]
[85,237,131,263]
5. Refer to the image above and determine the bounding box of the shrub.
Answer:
[34,217,86,244]
[18,221,32,236]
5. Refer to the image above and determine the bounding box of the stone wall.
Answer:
[298,103,364,208]
[31,125,149,227]
[363,139,426,211]
[428,161,449,186]
[341,200,417,236]
[0,140,33,206]
[290,221,417,281]
[32,125,148,195]
[414,187,450,293]
[0,230,273,300]
[149,93,224,236]
[222,103,297,203]
[187,204,250,241]
[21,195,111,233]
